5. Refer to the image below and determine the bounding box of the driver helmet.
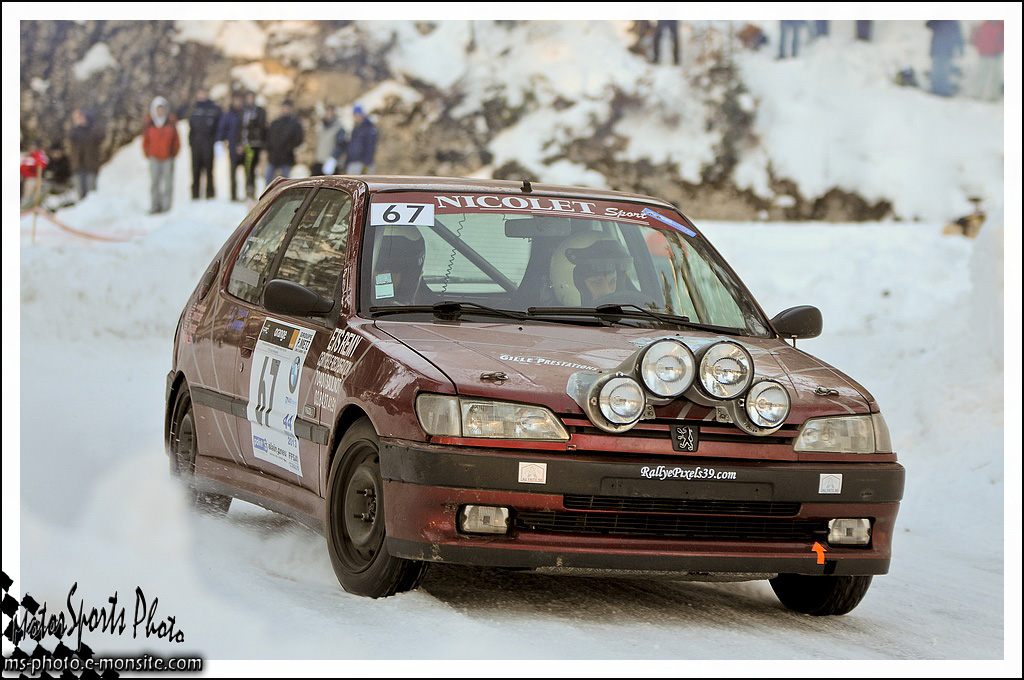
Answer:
[376,226,425,301]
[550,232,632,305]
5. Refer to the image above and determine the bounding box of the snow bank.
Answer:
[72,42,116,81]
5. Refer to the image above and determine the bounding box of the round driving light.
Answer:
[640,340,696,398]
[598,377,646,424]
[745,380,791,427]
[698,341,753,400]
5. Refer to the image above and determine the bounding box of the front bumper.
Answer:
[379,439,904,576]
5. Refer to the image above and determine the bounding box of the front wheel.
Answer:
[169,388,232,515]
[326,418,428,598]
[769,574,873,616]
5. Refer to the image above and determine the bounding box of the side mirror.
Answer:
[264,279,334,317]
[771,305,822,340]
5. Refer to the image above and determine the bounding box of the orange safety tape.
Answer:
[20,208,145,243]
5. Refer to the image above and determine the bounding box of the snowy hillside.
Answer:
[169,19,1004,223]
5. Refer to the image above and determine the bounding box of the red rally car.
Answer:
[166,175,903,615]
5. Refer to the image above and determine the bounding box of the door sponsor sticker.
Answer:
[819,473,843,494]
[518,462,548,484]
[246,318,315,476]
[369,203,435,227]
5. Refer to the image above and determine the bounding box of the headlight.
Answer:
[415,394,569,441]
[697,341,753,400]
[639,339,696,398]
[794,413,891,453]
[744,380,791,427]
[598,376,646,425]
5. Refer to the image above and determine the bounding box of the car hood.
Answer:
[375,320,875,422]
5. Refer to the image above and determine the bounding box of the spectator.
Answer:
[738,23,768,51]
[216,92,246,201]
[68,108,103,200]
[312,105,347,176]
[926,20,964,97]
[812,21,829,39]
[345,104,378,175]
[972,20,1003,101]
[20,145,48,209]
[142,96,180,214]
[264,99,304,184]
[44,142,73,190]
[778,20,805,59]
[241,91,268,198]
[188,87,221,200]
[651,20,681,66]
[855,20,873,41]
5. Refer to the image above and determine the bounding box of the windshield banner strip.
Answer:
[641,208,697,237]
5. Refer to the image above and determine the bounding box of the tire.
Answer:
[169,388,232,515]
[326,418,428,598]
[769,573,873,616]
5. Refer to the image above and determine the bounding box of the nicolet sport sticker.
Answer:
[247,318,315,476]
[370,203,435,227]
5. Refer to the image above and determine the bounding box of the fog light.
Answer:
[459,505,510,535]
[828,518,871,545]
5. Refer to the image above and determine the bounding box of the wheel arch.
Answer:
[165,371,189,449]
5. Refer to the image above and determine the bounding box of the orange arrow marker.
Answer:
[812,541,827,565]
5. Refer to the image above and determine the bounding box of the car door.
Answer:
[236,186,355,495]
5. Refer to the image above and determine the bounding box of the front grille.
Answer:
[563,419,799,446]
[563,495,800,517]
[515,511,825,542]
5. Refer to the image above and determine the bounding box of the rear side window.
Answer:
[275,188,352,301]
[228,188,308,304]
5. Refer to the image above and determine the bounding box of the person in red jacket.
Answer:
[972,20,1003,101]
[142,96,180,214]
[20,146,48,209]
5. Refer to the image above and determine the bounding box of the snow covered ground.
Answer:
[13,134,1013,670]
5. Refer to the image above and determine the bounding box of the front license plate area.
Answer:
[671,424,700,452]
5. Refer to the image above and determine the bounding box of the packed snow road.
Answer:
[16,191,1006,661]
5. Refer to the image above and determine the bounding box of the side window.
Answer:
[227,188,308,304]
[275,189,352,301]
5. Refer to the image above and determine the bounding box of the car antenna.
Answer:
[521,179,533,194]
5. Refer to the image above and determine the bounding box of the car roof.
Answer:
[312,174,679,210]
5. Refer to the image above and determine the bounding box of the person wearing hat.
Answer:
[265,99,304,184]
[373,227,430,304]
[345,104,378,174]
[551,233,634,306]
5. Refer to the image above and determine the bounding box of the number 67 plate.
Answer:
[370,203,435,227]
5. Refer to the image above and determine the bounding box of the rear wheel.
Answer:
[770,573,873,616]
[169,388,232,515]
[326,418,428,598]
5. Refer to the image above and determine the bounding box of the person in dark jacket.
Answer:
[240,91,268,198]
[44,142,73,188]
[345,105,378,174]
[216,92,245,201]
[264,99,304,183]
[68,108,103,199]
[188,88,221,200]
[927,20,964,97]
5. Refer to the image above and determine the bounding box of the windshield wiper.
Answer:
[369,301,528,321]
[527,304,746,335]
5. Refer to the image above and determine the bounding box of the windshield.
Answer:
[359,191,771,337]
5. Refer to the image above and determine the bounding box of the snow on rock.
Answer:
[173,20,225,46]
[216,20,267,60]
[72,42,116,81]
[231,62,294,98]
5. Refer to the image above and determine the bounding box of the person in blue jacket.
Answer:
[926,20,964,97]
[216,92,245,201]
[345,104,378,174]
